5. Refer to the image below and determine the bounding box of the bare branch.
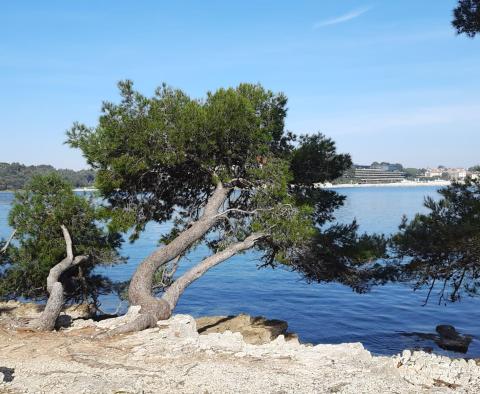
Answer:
[128,181,230,310]
[213,207,274,219]
[225,178,254,188]
[60,225,74,261]
[73,255,88,266]
[163,255,181,283]
[162,233,265,310]
[0,229,17,254]
[451,267,467,301]
[152,255,182,291]
[30,225,88,331]
[423,277,436,306]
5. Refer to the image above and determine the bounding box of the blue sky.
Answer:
[1,0,479,169]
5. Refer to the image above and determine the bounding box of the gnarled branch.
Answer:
[162,233,265,310]
[0,229,16,254]
[30,225,87,331]
[128,181,230,316]
[104,233,265,338]
[214,207,274,219]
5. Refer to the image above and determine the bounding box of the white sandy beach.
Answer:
[319,180,452,189]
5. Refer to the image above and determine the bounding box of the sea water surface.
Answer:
[1,186,479,357]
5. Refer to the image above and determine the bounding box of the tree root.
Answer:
[96,313,157,338]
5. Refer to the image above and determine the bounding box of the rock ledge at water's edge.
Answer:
[0,308,479,393]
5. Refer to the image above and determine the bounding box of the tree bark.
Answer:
[162,233,264,311]
[105,233,263,337]
[126,182,230,327]
[30,225,87,331]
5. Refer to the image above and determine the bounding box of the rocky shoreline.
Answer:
[1,303,480,392]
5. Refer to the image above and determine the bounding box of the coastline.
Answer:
[1,183,452,193]
[1,312,479,392]
[319,180,451,189]
[1,187,97,193]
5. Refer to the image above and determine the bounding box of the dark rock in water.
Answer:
[401,326,473,354]
[436,325,459,339]
[435,325,472,353]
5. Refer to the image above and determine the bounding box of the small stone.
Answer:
[402,349,411,360]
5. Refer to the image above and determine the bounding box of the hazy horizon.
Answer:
[1,1,479,170]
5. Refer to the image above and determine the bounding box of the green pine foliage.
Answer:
[392,178,480,302]
[453,0,480,37]
[67,81,386,291]
[0,173,123,305]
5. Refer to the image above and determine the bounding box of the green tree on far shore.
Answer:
[0,173,123,329]
[0,162,95,191]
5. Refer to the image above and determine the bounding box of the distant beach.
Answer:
[319,180,451,189]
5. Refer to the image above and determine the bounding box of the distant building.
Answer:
[447,169,467,180]
[424,168,443,178]
[353,167,406,184]
[423,167,468,181]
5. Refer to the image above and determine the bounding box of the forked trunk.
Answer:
[30,225,87,331]
[162,233,264,311]
[114,182,230,334]
[106,233,263,337]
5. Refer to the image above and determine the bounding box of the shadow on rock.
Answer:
[0,367,15,382]
[195,313,296,345]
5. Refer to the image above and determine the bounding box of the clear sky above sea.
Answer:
[1,1,479,170]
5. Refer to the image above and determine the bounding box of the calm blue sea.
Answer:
[1,186,479,357]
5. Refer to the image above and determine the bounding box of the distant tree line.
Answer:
[469,165,480,172]
[0,162,95,191]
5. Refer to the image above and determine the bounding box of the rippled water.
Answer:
[1,186,479,357]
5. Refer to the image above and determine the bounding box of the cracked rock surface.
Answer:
[1,311,479,393]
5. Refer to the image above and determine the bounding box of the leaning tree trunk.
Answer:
[118,182,231,333]
[105,233,264,337]
[161,233,264,311]
[30,225,87,331]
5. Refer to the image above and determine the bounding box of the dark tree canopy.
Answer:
[67,81,385,333]
[68,81,380,275]
[392,178,480,303]
[67,82,299,241]
[453,0,480,37]
[0,173,123,305]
